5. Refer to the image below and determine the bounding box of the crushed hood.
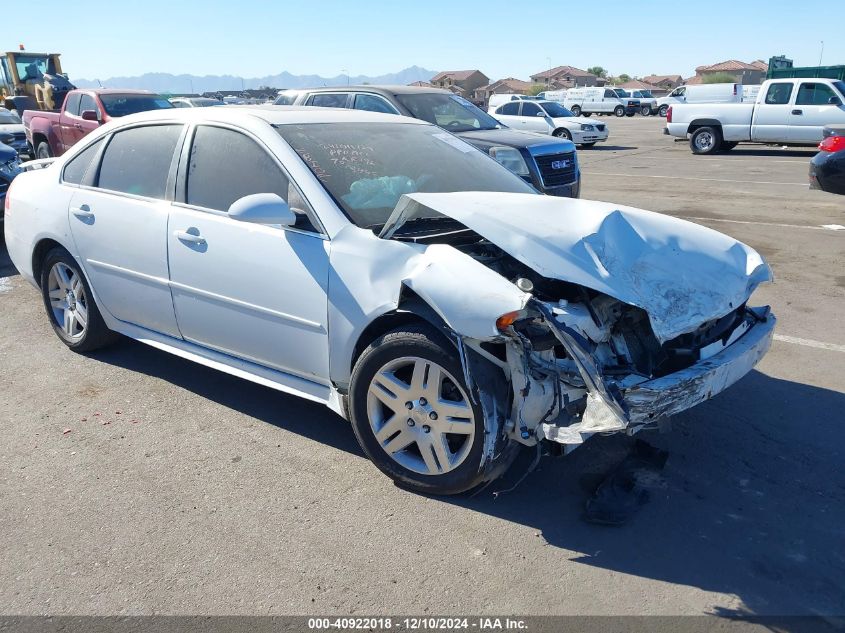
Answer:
[386,192,772,343]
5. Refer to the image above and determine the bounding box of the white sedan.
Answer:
[4,107,775,495]
[490,100,609,147]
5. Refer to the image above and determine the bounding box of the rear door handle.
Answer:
[74,124,82,129]
[71,205,94,219]
[792,109,803,115]
[175,229,206,245]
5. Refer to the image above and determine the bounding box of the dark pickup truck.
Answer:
[23,89,173,158]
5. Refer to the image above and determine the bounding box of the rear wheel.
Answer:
[690,126,722,155]
[658,104,669,117]
[581,111,592,117]
[349,324,512,495]
[614,106,625,117]
[570,105,581,116]
[40,248,117,352]
[641,105,651,116]
[553,128,572,140]
[36,142,52,160]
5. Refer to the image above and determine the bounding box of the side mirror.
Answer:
[828,96,842,106]
[81,110,99,122]
[536,111,546,116]
[228,193,296,226]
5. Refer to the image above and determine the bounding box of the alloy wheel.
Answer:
[47,262,88,340]
[366,356,476,476]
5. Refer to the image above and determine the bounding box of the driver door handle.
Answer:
[792,109,803,115]
[71,205,94,219]
[175,229,206,245]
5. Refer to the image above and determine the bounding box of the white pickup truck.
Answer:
[665,78,845,154]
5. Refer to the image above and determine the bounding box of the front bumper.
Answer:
[622,307,775,423]
[573,131,609,144]
[537,173,580,198]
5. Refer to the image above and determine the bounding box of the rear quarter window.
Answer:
[62,138,105,185]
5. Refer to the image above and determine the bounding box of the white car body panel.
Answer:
[491,101,609,145]
[666,78,845,145]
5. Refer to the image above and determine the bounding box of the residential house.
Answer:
[473,77,533,104]
[529,65,602,89]
[641,74,683,91]
[619,79,668,97]
[691,60,768,85]
[429,70,489,99]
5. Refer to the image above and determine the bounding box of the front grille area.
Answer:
[535,152,578,187]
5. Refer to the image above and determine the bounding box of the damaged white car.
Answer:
[4,107,776,495]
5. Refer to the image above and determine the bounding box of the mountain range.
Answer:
[74,66,437,94]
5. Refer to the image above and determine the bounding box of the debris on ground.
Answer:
[584,439,669,526]
[62,428,72,435]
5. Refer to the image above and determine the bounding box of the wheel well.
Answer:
[31,238,66,288]
[31,132,48,148]
[687,119,723,135]
[552,127,570,137]
[350,288,453,375]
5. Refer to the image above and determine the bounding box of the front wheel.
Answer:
[641,106,651,116]
[658,104,669,117]
[570,105,581,116]
[349,324,512,495]
[690,126,722,155]
[580,142,597,148]
[553,128,572,141]
[40,248,117,352]
[614,106,625,117]
[36,142,52,160]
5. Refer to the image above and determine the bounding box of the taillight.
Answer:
[819,135,845,153]
[3,180,11,216]
[666,106,673,123]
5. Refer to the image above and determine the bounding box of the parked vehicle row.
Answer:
[23,88,173,158]
[3,106,776,495]
[0,107,28,156]
[489,100,608,147]
[275,85,582,198]
[665,78,845,154]
[0,138,22,219]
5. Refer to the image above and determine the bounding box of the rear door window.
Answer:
[497,102,519,115]
[97,124,183,199]
[764,83,793,105]
[520,102,542,116]
[306,93,350,108]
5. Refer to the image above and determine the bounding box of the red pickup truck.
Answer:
[23,89,173,158]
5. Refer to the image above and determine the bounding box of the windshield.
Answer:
[0,109,21,124]
[539,101,575,117]
[614,89,630,97]
[274,91,299,105]
[191,98,223,107]
[276,122,535,229]
[14,55,56,81]
[394,93,501,132]
[639,90,654,98]
[833,81,845,98]
[100,94,173,117]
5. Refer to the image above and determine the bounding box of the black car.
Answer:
[277,86,581,198]
[0,140,23,221]
[809,125,845,195]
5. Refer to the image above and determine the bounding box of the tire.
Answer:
[570,105,581,116]
[641,106,651,116]
[581,112,592,117]
[719,141,738,151]
[349,324,510,495]
[36,142,52,160]
[553,128,572,141]
[690,126,722,155]
[40,247,117,353]
[658,104,669,117]
[614,106,625,117]
[580,142,597,148]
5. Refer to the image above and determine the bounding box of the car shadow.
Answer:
[716,148,817,158]
[583,145,639,151]
[437,369,845,615]
[88,336,365,458]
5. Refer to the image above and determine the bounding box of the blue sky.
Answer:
[13,0,844,81]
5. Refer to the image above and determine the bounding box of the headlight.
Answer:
[580,124,595,131]
[488,146,530,177]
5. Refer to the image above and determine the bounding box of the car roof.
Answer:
[78,88,158,95]
[292,84,453,97]
[107,105,430,127]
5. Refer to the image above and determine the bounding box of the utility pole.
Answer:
[819,41,825,66]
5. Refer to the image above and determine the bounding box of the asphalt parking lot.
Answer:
[1,115,843,617]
